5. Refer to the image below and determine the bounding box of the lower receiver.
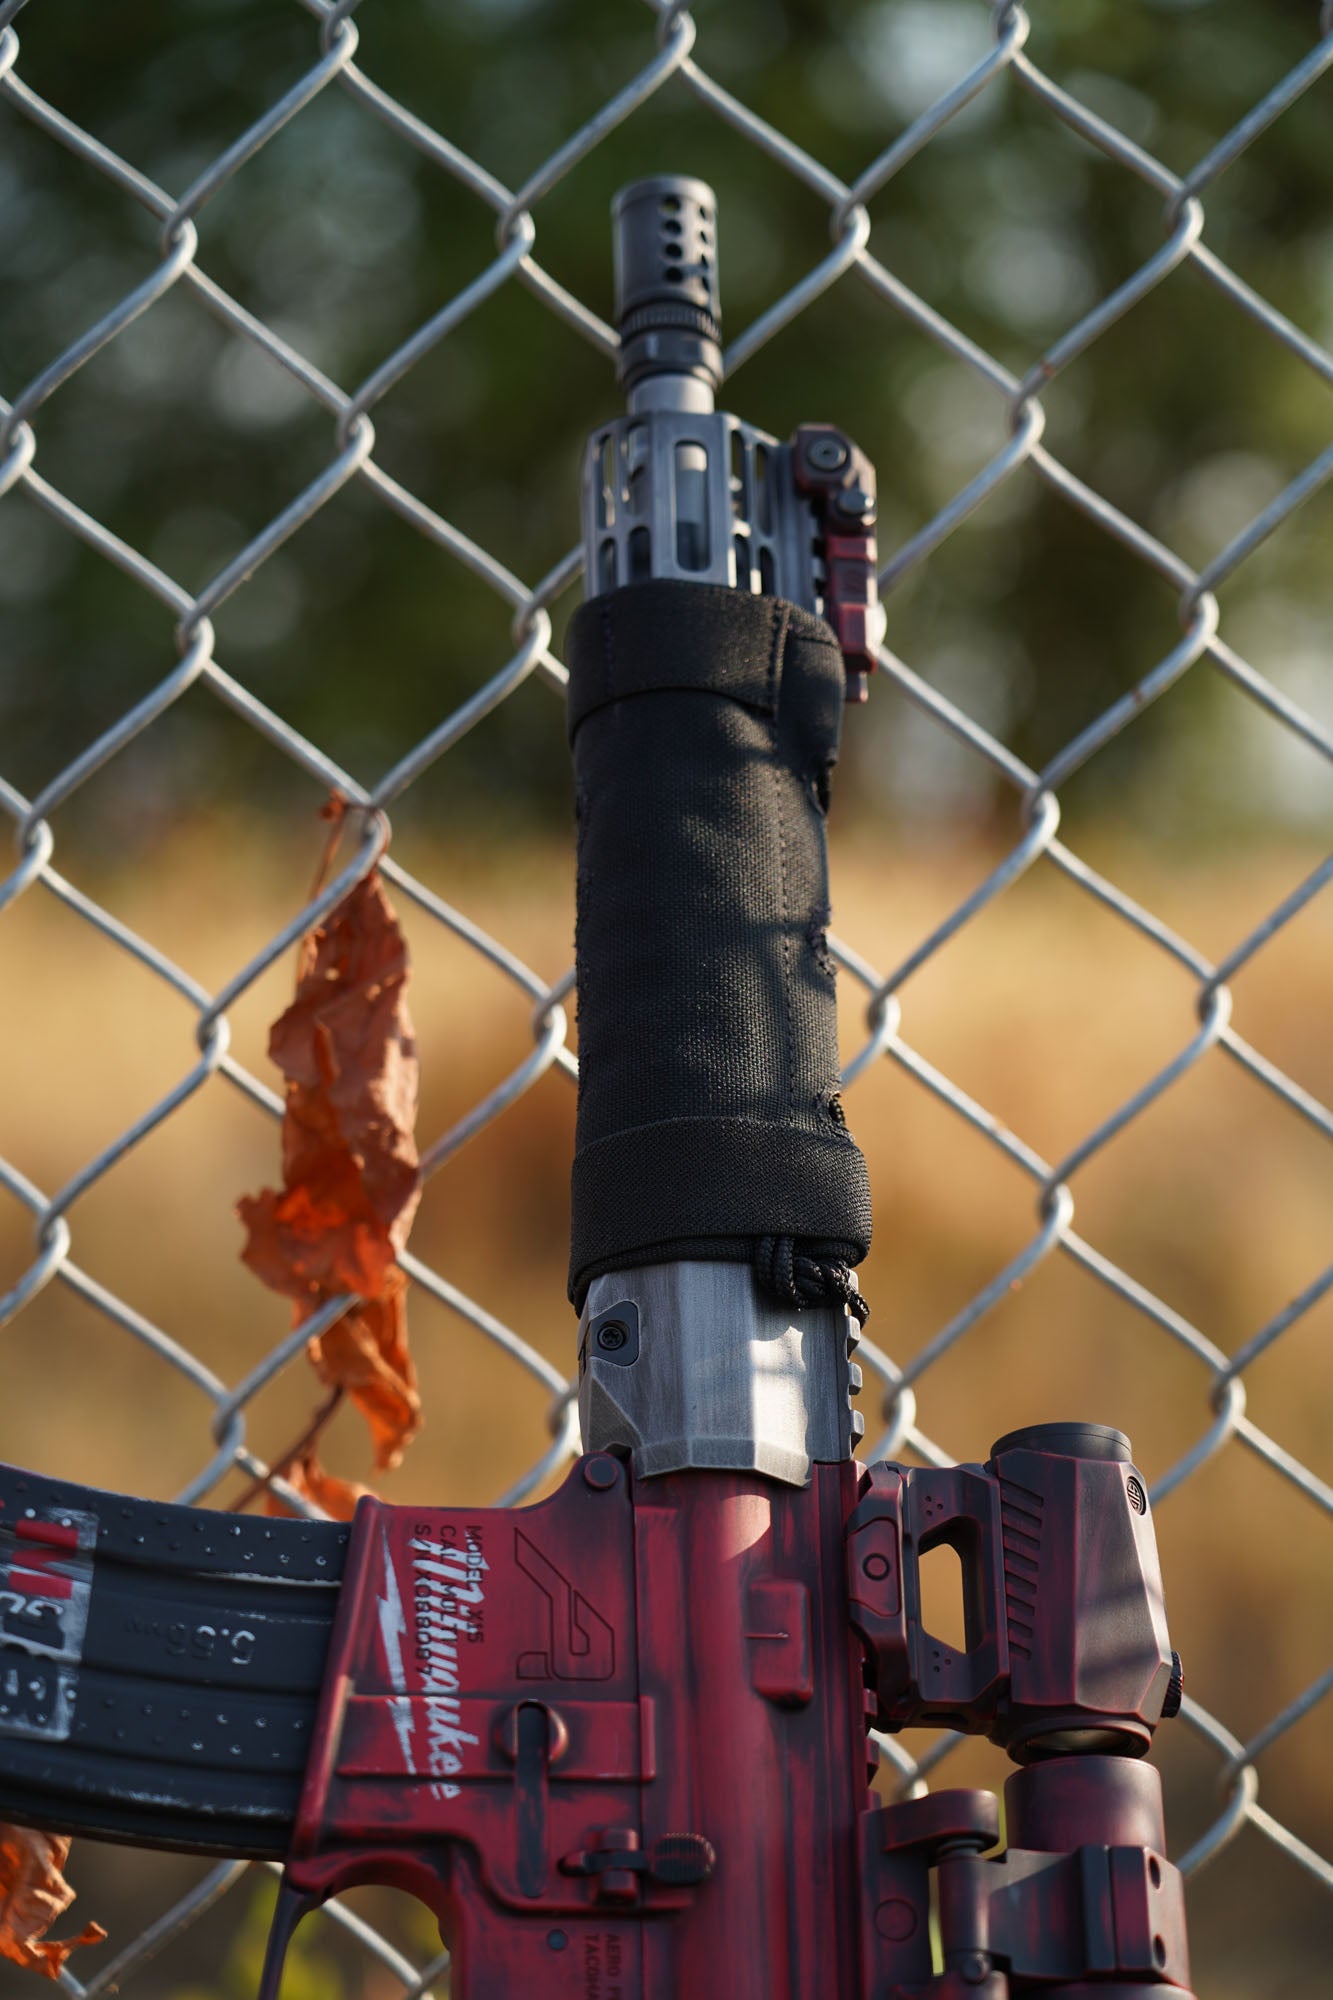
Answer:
[0,1419,1192,1999]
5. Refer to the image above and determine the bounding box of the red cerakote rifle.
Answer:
[0,179,1193,1998]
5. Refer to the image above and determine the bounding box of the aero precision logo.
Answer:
[514,1530,615,1680]
[378,1526,489,1799]
[376,1532,416,1777]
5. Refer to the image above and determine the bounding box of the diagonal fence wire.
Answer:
[0,0,1328,1989]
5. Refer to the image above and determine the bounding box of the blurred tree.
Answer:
[0,0,1329,844]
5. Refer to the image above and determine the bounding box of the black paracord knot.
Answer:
[755,1235,871,1325]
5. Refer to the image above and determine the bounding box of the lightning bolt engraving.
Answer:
[377,1525,416,1775]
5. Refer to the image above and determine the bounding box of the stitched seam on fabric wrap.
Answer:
[765,593,787,714]
[599,589,614,714]
[775,652,795,1126]
[771,595,794,1130]
[572,1115,868,1157]
[565,581,836,736]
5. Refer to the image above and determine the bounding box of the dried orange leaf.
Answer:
[267,1450,373,1523]
[270,868,420,1242]
[307,1276,419,1472]
[0,1827,105,1979]
[238,855,422,1481]
[237,1176,401,1304]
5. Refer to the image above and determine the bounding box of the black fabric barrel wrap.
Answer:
[566,579,872,1314]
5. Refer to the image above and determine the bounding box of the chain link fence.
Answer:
[1,0,1330,1993]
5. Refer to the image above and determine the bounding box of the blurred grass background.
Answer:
[1,0,1331,1993]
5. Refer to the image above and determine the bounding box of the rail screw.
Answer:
[806,435,849,471]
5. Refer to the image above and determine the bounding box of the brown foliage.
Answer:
[238,805,423,1504]
[0,1829,104,1979]
[268,1448,375,1523]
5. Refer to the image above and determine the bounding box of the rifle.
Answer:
[0,177,1193,2000]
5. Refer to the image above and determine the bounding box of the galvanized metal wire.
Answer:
[0,0,1329,1990]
